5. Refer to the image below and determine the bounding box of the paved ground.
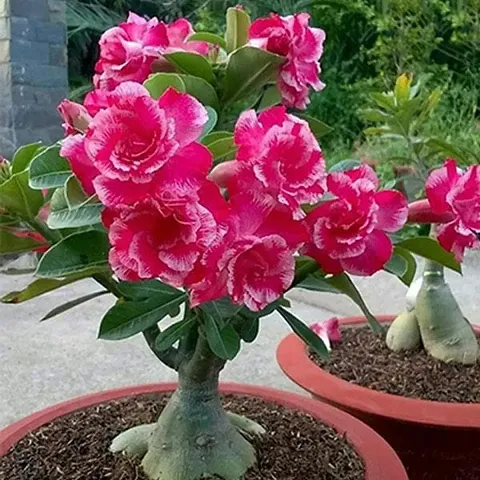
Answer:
[0,272,336,428]
[2,251,479,428]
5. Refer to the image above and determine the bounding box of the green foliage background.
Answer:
[67,0,479,167]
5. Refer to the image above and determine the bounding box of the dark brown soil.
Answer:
[0,394,365,480]
[310,326,480,403]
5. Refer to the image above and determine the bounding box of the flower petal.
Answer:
[374,190,408,232]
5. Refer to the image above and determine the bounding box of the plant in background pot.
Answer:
[0,8,409,480]
[277,74,480,480]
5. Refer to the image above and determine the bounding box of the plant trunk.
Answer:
[415,259,478,364]
[133,332,256,480]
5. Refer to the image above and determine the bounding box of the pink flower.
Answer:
[426,159,480,261]
[82,82,211,207]
[60,135,99,196]
[249,13,325,109]
[189,193,308,311]
[105,182,228,286]
[95,13,208,90]
[58,100,92,135]
[311,317,341,350]
[304,165,408,276]
[83,89,112,117]
[218,107,326,220]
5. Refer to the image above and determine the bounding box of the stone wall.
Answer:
[0,0,68,158]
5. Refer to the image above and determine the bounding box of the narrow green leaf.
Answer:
[237,316,259,343]
[200,297,243,327]
[277,306,329,358]
[202,131,232,146]
[397,236,461,273]
[12,142,42,173]
[188,32,226,50]
[36,230,110,278]
[370,92,396,112]
[98,292,187,340]
[201,107,218,137]
[203,312,241,360]
[41,291,108,321]
[208,136,237,163]
[328,159,361,173]
[164,52,215,83]
[47,203,103,229]
[0,229,46,254]
[297,275,344,294]
[1,275,88,304]
[65,175,88,208]
[384,246,416,286]
[297,114,333,139]
[155,314,197,351]
[118,280,181,300]
[144,73,186,99]
[225,6,251,53]
[257,85,281,110]
[181,75,219,109]
[222,46,284,105]
[0,170,44,219]
[0,214,18,226]
[29,145,71,189]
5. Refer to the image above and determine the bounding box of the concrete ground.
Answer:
[2,250,479,428]
[0,272,336,428]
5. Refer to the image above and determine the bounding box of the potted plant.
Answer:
[0,8,409,479]
[277,74,480,480]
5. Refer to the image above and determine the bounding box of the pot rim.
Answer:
[0,382,407,479]
[277,315,480,428]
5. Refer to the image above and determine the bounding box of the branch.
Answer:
[143,325,180,371]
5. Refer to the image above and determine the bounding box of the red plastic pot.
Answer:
[278,316,480,480]
[0,382,407,479]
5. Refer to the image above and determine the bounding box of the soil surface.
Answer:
[310,326,480,403]
[0,394,364,480]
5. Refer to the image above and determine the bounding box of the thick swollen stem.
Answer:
[386,310,421,352]
[415,260,478,364]
[113,332,256,480]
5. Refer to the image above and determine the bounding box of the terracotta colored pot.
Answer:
[277,316,480,480]
[0,382,407,479]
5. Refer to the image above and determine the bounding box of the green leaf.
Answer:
[329,159,361,173]
[361,108,393,123]
[201,107,218,138]
[397,236,461,273]
[12,142,42,173]
[98,291,187,340]
[222,46,284,105]
[36,230,110,278]
[200,297,243,327]
[0,214,18,226]
[202,131,232,146]
[257,85,281,110]
[181,75,219,109]
[203,312,241,360]
[208,136,237,163]
[394,73,413,105]
[29,145,71,190]
[155,314,197,351]
[164,52,215,84]
[237,316,259,343]
[0,228,46,254]
[65,175,88,208]
[0,170,44,219]
[298,272,382,333]
[118,280,181,301]
[297,114,333,139]
[384,246,416,286]
[1,275,88,303]
[144,73,186,99]
[225,6,251,53]
[47,203,103,229]
[370,92,396,112]
[277,306,328,358]
[188,32,226,50]
[41,291,108,321]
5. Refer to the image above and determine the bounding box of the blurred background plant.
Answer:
[67,0,479,180]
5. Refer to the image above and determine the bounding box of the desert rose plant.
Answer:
[364,74,480,364]
[0,9,461,480]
